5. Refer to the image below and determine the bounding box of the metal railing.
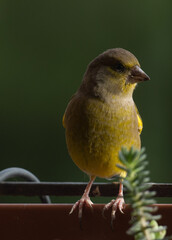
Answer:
[0,167,171,204]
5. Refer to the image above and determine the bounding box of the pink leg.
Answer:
[69,176,95,221]
[103,182,125,225]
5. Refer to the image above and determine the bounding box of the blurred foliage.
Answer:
[0,0,172,203]
[118,147,166,240]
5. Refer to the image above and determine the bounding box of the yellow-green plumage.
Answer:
[63,48,148,181]
[64,92,141,178]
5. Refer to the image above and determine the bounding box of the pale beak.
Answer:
[127,65,150,84]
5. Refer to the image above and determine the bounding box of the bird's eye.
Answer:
[110,62,125,73]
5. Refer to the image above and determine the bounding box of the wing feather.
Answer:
[135,105,143,135]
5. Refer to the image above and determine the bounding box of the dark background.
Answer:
[0,0,172,203]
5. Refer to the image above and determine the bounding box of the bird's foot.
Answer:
[69,195,93,221]
[103,195,125,226]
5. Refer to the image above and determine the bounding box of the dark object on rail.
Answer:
[0,181,171,197]
[0,168,51,203]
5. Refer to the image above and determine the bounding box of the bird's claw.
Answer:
[69,195,93,221]
[102,199,116,218]
[103,196,125,226]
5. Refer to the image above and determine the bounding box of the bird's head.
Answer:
[80,48,150,100]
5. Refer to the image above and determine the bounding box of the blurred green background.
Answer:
[0,0,172,203]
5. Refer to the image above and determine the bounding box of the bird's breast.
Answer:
[64,94,140,178]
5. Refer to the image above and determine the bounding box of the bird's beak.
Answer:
[127,65,150,84]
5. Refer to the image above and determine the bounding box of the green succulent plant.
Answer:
[117,147,168,240]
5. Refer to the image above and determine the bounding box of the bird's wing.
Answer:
[62,113,66,128]
[62,94,76,129]
[135,104,143,135]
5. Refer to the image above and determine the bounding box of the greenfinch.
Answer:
[63,48,150,222]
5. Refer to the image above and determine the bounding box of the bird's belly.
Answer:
[65,98,140,178]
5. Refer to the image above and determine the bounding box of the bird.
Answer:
[63,48,150,223]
